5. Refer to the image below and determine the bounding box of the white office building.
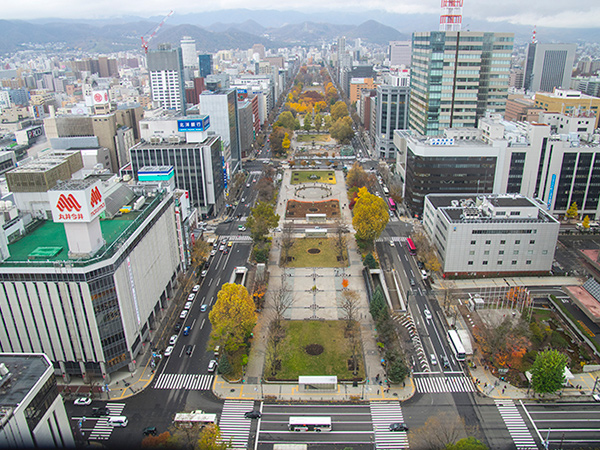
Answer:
[423,193,559,277]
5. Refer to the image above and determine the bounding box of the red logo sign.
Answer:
[93,93,102,102]
[56,194,82,212]
[90,187,102,207]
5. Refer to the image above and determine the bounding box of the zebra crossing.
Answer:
[88,403,126,440]
[222,235,252,242]
[495,400,538,450]
[370,401,409,449]
[414,374,475,394]
[153,373,214,390]
[393,313,429,372]
[376,236,406,243]
[219,400,255,449]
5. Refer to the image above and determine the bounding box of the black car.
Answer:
[417,261,425,269]
[143,426,157,436]
[244,410,261,419]
[92,407,109,416]
[174,322,182,332]
[389,422,409,432]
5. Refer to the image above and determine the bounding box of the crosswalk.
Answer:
[376,236,406,243]
[370,401,409,449]
[222,235,252,242]
[88,403,126,440]
[495,400,538,449]
[219,400,255,449]
[393,313,429,372]
[153,373,214,390]
[414,374,475,393]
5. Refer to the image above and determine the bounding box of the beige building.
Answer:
[350,78,375,104]
[534,89,600,129]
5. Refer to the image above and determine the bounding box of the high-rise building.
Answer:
[389,41,412,67]
[374,84,410,159]
[409,31,514,136]
[147,44,186,113]
[199,89,242,174]
[198,54,213,78]
[180,36,198,81]
[523,43,576,93]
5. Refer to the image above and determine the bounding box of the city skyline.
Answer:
[3,0,600,29]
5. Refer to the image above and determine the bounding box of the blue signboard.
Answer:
[177,116,210,132]
[547,174,556,209]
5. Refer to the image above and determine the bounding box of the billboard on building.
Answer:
[177,116,210,132]
[48,182,106,223]
[92,90,109,105]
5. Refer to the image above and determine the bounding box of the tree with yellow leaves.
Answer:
[282,133,291,151]
[197,424,232,450]
[209,283,257,354]
[352,187,389,242]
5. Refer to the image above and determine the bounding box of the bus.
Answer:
[173,410,217,428]
[448,330,466,361]
[406,237,416,255]
[388,198,396,211]
[288,416,332,432]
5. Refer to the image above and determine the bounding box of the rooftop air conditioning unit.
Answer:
[150,136,161,144]
[168,135,181,144]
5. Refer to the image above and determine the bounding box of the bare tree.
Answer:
[408,412,465,450]
[281,223,294,267]
[264,275,295,378]
[270,275,295,328]
[333,220,347,265]
[340,289,361,375]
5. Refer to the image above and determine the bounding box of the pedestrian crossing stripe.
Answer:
[495,400,538,450]
[154,373,214,390]
[219,400,255,450]
[370,401,409,449]
[414,375,475,393]
[376,236,407,243]
[88,403,126,440]
[221,235,252,242]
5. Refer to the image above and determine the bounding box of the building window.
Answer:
[515,240,520,245]
[500,240,506,244]
[529,240,535,244]
[484,250,490,255]
[469,250,475,255]
[498,250,504,255]
[468,261,474,265]
[526,260,532,265]
[471,240,476,245]
[482,261,488,265]
[511,260,517,265]
[513,250,519,255]
[485,240,491,245]
[497,261,503,265]
[527,250,534,255]
[542,250,548,255]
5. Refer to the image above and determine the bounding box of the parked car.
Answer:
[180,310,188,319]
[244,410,261,419]
[192,284,201,292]
[208,360,218,373]
[164,346,173,357]
[201,269,208,277]
[187,293,195,301]
[200,304,208,313]
[74,397,91,406]
[173,322,182,332]
[169,335,178,345]
[184,301,192,310]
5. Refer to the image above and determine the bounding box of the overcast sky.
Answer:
[4,0,600,28]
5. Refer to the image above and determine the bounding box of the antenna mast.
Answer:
[440,0,463,32]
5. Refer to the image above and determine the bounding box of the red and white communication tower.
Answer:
[439,0,463,32]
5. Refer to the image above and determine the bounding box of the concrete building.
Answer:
[539,110,596,135]
[374,84,410,159]
[147,44,186,113]
[198,55,213,78]
[180,37,198,81]
[504,96,544,122]
[0,353,75,448]
[409,31,514,136]
[395,114,600,219]
[0,179,180,381]
[131,115,226,216]
[524,43,576,93]
[237,100,255,158]
[423,193,559,277]
[198,89,242,174]
[349,78,375,104]
[389,41,412,67]
[534,89,600,129]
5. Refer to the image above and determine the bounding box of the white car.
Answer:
[219,245,225,252]
[208,360,218,373]
[201,269,208,277]
[187,294,195,301]
[74,397,92,406]
[210,249,217,256]
[169,334,178,345]
[192,284,201,292]
[241,198,245,203]
[424,309,432,320]
[164,346,173,357]
[184,301,193,310]
[390,241,395,247]
[180,310,188,319]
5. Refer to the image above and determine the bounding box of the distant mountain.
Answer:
[344,20,409,45]
[265,21,351,45]
[207,19,266,36]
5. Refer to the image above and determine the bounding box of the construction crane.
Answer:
[141,10,174,54]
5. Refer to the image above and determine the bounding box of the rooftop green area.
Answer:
[5,215,138,264]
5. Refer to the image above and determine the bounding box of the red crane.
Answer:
[141,10,174,54]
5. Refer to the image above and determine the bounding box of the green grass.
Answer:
[283,237,347,268]
[290,170,336,185]
[296,134,331,143]
[274,321,365,381]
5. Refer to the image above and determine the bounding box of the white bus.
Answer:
[288,416,332,432]
[448,330,466,361]
[173,410,217,428]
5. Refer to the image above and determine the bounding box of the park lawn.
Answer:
[290,170,336,184]
[275,320,365,381]
[283,237,347,268]
[296,134,331,143]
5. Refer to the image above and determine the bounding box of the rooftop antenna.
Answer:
[532,26,537,44]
